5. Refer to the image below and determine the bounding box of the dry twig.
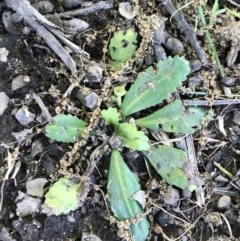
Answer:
[183,99,240,106]
[58,0,113,18]
[159,0,207,64]
[4,0,90,76]
[226,0,240,9]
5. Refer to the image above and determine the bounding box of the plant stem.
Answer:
[214,161,233,178]
[198,5,225,77]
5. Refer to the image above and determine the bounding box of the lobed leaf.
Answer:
[42,177,89,216]
[101,107,120,127]
[45,114,87,143]
[143,145,188,189]
[108,29,138,70]
[121,56,191,116]
[108,149,150,241]
[116,123,150,151]
[161,105,208,134]
[135,99,208,134]
[135,99,183,130]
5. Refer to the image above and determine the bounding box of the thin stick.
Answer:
[4,0,90,75]
[171,212,206,241]
[181,91,240,97]
[214,161,233,178]
[227,0,240,9]
[45,26,89,58]
[58,1,113,18]
[143,156,152,179]
[151,134,188,145]
[159,0,207,64]
[220,213,233,238]
[150,202,190,225]
[33,93,54,123]
[150,201,207,241]
[0,179,6,212]
[183,99,240,106]
[170,1,193,22]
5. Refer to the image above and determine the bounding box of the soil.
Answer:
[0,0,240,241]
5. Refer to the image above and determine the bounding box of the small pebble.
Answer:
[62,0,84,8]
[233,110,240,126]
[85,65,103,83]
[221,76,236,87]
[163,186,179,206]
[190,59,202,73]
[83,92,99,109]
[217,195,231,210]
[15,107,35,125]
[119,2,135,20]
[154,44,167,62]
[43,158,55,175]
[153,223,162,234]
[214,175,228,183]
[156,210,175,226]
[164,37,184,55]
[182,188,192,199]
[222,85,232,98]
[226,44,239,67]
[182,236,188,241]
[233,125,240,136]
[81,234,102,241]
[33,1,54,14]
[144,54,154,66]
[0,92,9,116]
[228,134,239,144]
[188,74,202,89]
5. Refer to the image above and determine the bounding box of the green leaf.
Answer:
[161,105,208,134]
[143,145,188,189]
[108,29,138,70]
[108,150,150,241]
[225,6,239,18]
[101,107,120,127]
[121,56,191,116]
[42,177,89,216]
[114,85,127,106]
[116,123,150,151]
[135,99,183,130]
[45,114,87,143]
[211,0,219,15]
[135,99,208,134]
[114,85,127,97]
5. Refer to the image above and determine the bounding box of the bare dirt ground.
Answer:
[1,0,240,240]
